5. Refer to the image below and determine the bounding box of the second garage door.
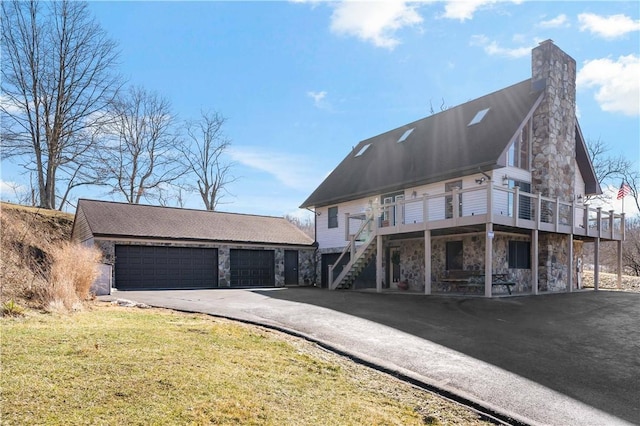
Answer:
[115,245,218,290]
[230,249,275,287]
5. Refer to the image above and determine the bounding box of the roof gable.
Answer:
[74,199,314,246]
[301,79,544,208]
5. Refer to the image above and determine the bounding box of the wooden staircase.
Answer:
[329,218,377,290]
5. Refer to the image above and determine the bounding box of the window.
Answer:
[507,120,531,170]
[445,180,462,219]
[508,241,531,269]
[397,128,414,143]
[328,206,338,229]
[355,144,371,157]
[446,241,463,270]
[468,108,490,126]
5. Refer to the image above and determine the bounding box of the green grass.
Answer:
[1,304,489,425]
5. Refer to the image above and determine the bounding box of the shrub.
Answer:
[1,300,26,317]
[48,242,102,310]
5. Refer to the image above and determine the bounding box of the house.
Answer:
[72,199,316,292]
[301,40,625,296]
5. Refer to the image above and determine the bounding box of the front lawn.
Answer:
[1,304,489,425]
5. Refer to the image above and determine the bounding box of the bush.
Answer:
[48,242,102,310]
[1,300,26,317]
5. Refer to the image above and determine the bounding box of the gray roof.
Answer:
[74,199,314,246]
[301,79,598,208]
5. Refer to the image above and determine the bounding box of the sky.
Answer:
[1,1,639,218]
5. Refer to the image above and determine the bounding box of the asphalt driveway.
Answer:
[105,288,640,425]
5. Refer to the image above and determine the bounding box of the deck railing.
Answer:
[345,184,624,241]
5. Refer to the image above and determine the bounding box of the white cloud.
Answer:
[577,54,640,116]
[578,13,640,40]
[228,147,321,191]
[469,35,531,58]
[329,1,423,49]
[0,179,25,200]
[307,90,331,110]
[442,0,497,21]
[539,14,569,28]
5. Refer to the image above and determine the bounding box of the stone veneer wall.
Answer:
[96,240,315,288]
[531,40,578,292]
[430,234,532,294]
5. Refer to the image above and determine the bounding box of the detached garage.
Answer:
[71,199,316,292]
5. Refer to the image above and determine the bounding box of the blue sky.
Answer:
[2,1,639,218]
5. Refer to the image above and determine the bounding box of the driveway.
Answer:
[105,288,639,426]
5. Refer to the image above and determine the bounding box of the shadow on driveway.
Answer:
[254,288,640,424]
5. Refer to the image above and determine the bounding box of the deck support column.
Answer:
[617,240,623,289]
[424,230,431,295]
[485,223,493,298]
[376,235,383,293]
[567,234,573,293]
[532,229,539,295]
[594,237,600,291]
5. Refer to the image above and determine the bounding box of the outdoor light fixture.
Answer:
[475,177,486,185]
[502,174,509,186]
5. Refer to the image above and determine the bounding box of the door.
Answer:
[115,245,218,290]
[230,249,275,287]
[284,250,299,285]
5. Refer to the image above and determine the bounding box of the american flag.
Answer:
[617,181,631,200]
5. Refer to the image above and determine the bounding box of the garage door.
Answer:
[230,249,274,287]
[115,245,218,290]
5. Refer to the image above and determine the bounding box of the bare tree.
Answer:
[100,86,185,204]
[622,218,640,276]
[285,214,315,240]
[180,111,236,210]
[585,138,633,202]
[619,169,640,214]
[1,0,120,210]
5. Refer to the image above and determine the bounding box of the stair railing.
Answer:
[328,217,375,290]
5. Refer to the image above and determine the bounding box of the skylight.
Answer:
[468,108,490,126]
[397,128,414,143]
[355,143,371,157]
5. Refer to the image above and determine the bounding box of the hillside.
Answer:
[0,202,75,307]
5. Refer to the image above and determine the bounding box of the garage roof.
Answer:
[73,199,314,246]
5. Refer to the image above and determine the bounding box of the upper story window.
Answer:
[328,206,338,229]
[507,120,531,170]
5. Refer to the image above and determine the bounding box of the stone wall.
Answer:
[430,234,532,294]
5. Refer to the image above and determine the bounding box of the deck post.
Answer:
[594,236,600,291]
[532,229,539,295]
[554,196,560,232]
[514,186,520,227]
[376,235,383,293]
[567,234,573,293]
[344,213,350,241]
[609,210,615,240]
[617,240,623,289]
[424,230,431,295]
[486,185,493,222]
[485,222,493,298]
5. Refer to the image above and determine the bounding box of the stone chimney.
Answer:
[530,40,578,293]
[530,39,577,202]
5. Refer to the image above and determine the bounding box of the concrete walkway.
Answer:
[104,288,639,426]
